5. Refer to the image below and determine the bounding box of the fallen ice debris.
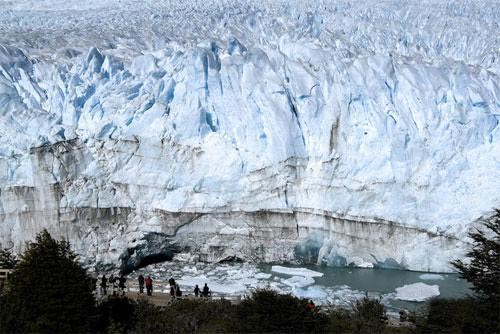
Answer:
[418,273,444,280]
[293,285,328,300]
[394,282,440,302]
[282,275,315,288]
[271,266,324,277]
[178,276,246,295]
[254,273,272,279]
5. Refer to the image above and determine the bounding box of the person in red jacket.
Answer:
[145,276,153,296]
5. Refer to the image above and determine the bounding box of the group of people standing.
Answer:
[168,277,211,300]
[100,273,211,300]
[137,274,153,296]
[99,274,127,296]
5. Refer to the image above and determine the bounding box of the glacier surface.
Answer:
[0,0,499,272]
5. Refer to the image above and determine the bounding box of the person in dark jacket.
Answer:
[100,275,107,295]
[194,284,200,297]
[145,276,153,296]
[138,275,145,294]
[168,277,176,287]
[118,275,127,295]
[109,274,116,294]
[175,284,182,297]
[170,285,175,300]
[202,283,211,297]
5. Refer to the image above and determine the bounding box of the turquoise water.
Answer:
[259,264,472,311]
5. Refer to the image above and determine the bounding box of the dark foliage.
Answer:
[352,297,387,334]
[0,230,97,333]
[0,249,18,269]
[450,209,499,332]
[233,288,329,333]
[451,209,500,303]
[132,298,236,333]
[413,297,497,334]
[96,296,137,334]
[329,308,354,333]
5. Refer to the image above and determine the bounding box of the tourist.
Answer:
[194,284,200,297]
[109,274,116,294]
[306,300,315,311]
[399,310,408,322]
[202,283,211,297]
[168,277,176,286]
[118,275,126,295]
[138,274,144,294]
[170,285,175,299]
[145,276,153,296]
[100,275,107,295]
[175,284,182,297]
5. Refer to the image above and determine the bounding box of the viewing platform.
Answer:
[95,279,242,307]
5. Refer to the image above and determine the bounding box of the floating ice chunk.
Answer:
[283,275,315,288]
[271,266,324,277]
[419,273,444,280]
[255,273,272,279]
[292,285,328,300]
[394,282,440,302]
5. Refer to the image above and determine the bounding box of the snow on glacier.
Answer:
[0,0,499,272]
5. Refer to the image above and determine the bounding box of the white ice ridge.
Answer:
[419,274,445,281]
[0,0,499,272]
[271,266,324,278]
[394,282,440,302]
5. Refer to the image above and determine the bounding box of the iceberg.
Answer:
[394,282,440,302]
[419,274,445,281]
[271,266,324,278]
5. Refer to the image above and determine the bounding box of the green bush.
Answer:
[352,297,387,334]
[414,297,497,334]
[96,295,137,333]
[0,230,97,333]
[0,248,18,269]
[329,308,353,333]
[234,288,329,333]
[132,298,236,333]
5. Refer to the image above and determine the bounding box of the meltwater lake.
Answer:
[132,261,471,311]
[259,264,471,311]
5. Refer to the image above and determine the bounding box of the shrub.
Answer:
[414,297,496,334]
[451,209,499,302]
[0,230,97,333]
[234,288,329,333]
[133,298,236,333]
[450,209,499,332]
[96,295,137,333]
[0,248,17,269]
[352,297,387,334]
[329,308,353,333]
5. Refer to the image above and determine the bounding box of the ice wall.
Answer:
[0,0,499,272]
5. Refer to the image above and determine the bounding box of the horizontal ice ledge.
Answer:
[271,266,324,278]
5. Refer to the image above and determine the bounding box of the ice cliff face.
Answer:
[0,0,499,272]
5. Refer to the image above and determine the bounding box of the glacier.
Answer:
[0,0,499,273]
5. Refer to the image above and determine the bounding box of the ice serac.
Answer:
[0,0,499,273]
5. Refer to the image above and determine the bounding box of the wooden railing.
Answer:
[95,279,242,304]
[0,268,12,280]
[0,268,13,289]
